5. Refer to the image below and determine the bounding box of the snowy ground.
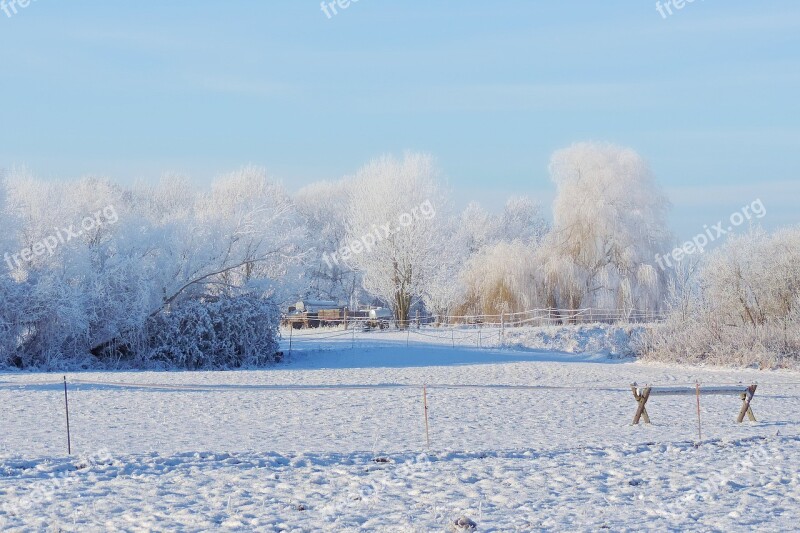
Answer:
[2,327,799,531]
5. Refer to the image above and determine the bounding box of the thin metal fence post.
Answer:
[63,376,72,455]
[423,384,431,449]
[695,381,703,441]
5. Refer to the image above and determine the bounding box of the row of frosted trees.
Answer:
[298,143,671,324]
[1,142,797,368]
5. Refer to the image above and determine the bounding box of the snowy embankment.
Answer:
[2,338,799,531]
[500,324,643,357]
[284,323,644,358]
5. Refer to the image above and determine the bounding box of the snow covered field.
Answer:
[2,331,800,531]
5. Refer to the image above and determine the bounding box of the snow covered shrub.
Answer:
[142,294,281,369]
[639,228,800,369]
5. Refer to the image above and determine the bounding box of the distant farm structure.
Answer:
[281,300,392,330]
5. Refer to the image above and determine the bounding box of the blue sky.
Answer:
[1,0,798,238]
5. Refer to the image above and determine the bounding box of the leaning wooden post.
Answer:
[737,384,758,423]
[423,384,431,449]
[695,382,703,441]
[500,312,505,345]
[631,384,651,425]
[63,376,72,455]
[289,326,293,355]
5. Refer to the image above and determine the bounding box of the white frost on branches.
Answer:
[541,142,671,312]
[345,153,449,326]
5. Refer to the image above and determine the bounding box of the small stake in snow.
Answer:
[695,381,702,442]
[500,312,504,345]
[423,384,431,449]
[63,376,72,455]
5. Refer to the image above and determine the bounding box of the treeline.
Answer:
[0,142,797,369]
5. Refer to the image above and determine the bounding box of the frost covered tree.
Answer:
[702,228,800,328]
[453,197,549,318]
[456,197,548,255]
[641,227,800,368]
[458,202,500,254]
[294,179,362,306]
[0,167,301,369]
[94,167,303,358]
[190,166,305,303]
[421,213,468,321]
[541,142,671,313]
[2,174,133,365]
[498,196,549,245]
[0,178,27,364]
[345,153,448,327]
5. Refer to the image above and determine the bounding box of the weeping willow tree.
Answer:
[539,142,671,314]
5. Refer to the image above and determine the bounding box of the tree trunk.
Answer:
[394,290,411,329]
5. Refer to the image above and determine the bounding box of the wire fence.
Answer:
[283,323,504,352]
[283,307,665,331]
[431,307,665,326]
[2,376,800,458]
